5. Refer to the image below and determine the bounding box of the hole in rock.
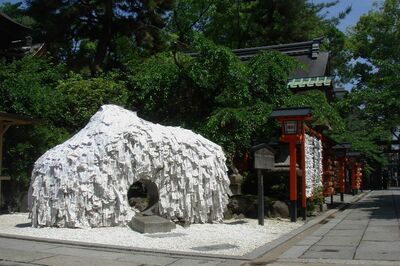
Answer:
[127,180,159,214]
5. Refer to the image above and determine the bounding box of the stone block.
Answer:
[296,236,322,246]
[117,253,177,265]
[301,245,356,259]
[363,230,400,241]
[129,215,176,234]
[170,259,222,266]
[355,241,400,261]
[316,235,362,246]
[369,219,398,226]
[326,229,365,237]
[333,223,367,230]
[279,245,310,259]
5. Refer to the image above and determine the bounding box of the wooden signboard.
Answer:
[251,144,275,226]
[253,146,275,170]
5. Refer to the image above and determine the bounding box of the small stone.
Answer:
[271,201,289,218]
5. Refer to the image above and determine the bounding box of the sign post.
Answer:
[251,144,275,226]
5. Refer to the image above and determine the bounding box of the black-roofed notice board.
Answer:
[252,144,275,170]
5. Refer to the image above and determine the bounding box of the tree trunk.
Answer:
[92,0,113,75]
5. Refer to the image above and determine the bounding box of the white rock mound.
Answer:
[29,105,231,228]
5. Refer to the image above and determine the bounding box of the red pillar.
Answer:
[339,158,345,201]
[339,159,345,193]
[289,141,297,222]
[301,139,306,220]
[290,141,297,200]
[352,164,357,190]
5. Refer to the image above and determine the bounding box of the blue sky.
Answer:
[314,0,381,32]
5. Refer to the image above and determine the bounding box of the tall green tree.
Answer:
[335,0,400,169]
[24,0,173,74]
[346,0,400,129]
[0,56,130,185]
[0,2,35,27]
[168,0,350,49]
[0,56,68,184]
[318,0,400,177]
[129,36,299,158]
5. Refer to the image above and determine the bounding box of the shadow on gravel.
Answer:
[224,220,248,225]
[15,223,31,228]
[191,243,239,251]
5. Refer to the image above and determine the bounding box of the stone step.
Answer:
[129,215,176,234]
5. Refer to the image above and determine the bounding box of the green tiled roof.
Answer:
[288,76,333,89]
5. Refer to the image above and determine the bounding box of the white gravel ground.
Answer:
[0,213,304,256]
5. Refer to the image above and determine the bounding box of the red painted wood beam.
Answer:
[290,141,297,201]
[339,158,345,193]
[301,139,306,209]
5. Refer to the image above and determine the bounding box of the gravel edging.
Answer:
[0,191,371,261]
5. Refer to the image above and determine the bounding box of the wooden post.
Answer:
[257,169,264,226]
[252,144,274,226]
[0,123,10,208]
[0,124,11,174]
[1,124,4,176]
[289,141,297,222]
[0,124,4,207]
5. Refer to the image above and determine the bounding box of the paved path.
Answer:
[1,189,395,266]
[271,188,400,265]
[0,237,245,266]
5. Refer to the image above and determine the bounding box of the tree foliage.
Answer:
[130,36,298,158]
[0,2,35,27]
[335,0,400,169]
[0,56,130,184]
[0,56,65,120]
[1,0,389,188]
[0,56,68,183]
[285,90,345,133]
[24,0,173,74]
[56,72,129,132]
[346,0,400,127]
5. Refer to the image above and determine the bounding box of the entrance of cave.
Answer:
[127,179,159,213]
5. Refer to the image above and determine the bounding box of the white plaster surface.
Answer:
[29,105,231,228]
[0,213,304,256]
[304,134,323,198]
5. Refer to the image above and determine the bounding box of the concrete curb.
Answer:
[0,191,371,262]
[0,232,247,261]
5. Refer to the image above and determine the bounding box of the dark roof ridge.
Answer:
[233,37,324,59]
[0,111,43,124]
[0,11,32,32]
